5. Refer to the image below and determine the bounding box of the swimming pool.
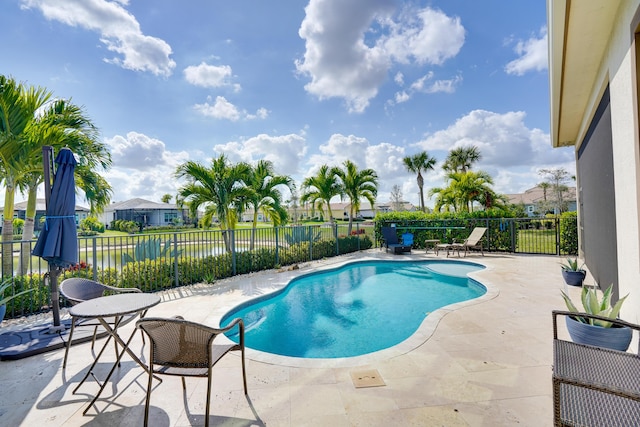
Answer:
[220,260,486,358]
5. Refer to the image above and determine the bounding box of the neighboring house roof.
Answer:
[548,1,619,147]
[335,201,417,212]
[10,199,89,212]
[505,186,577,205]
[106,198,177,211]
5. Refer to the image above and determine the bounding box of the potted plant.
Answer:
[0,279,34,324]
[560,258,586,286]
[560,284,631,351]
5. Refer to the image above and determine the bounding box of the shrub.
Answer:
[236,248,277,275]
[12,218,24,235]
[80,216,105,233]
[119,260,173,292]
[5,274,46,317]
[338,235,372,254]
[559,211,578,255]
[111,219,139,233]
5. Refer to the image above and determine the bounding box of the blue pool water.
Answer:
[221,260,486,358]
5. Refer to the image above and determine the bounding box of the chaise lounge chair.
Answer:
[436,227,487,257]
[381,226,413,254]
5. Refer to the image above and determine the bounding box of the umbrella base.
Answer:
[0,319,105,361]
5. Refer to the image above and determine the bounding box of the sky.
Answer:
[1,0,574,210]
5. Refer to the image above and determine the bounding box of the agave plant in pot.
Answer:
[0,279,34,324]
[560,258,586,286]
[560,284,631,351]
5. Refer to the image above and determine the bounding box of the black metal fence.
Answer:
[376,217,578,255]
[0,217,577,320]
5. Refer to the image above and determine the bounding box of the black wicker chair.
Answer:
[552,310,640,426]
[60,278,142,368]
[136,316,247,427]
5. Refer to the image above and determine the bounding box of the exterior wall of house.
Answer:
[577,88,618,291]
[574,1,640,320]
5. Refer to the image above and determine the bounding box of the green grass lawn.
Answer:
[517,229,556,253]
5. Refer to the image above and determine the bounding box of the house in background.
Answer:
[505,186,577,217]
[334,201,418,220]
[1,199,90,232]
[548,0,640,319]
[98,198,188,228]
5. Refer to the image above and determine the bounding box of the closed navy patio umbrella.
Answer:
[32,147,78,329]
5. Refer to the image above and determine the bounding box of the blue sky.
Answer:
[2,0,573,209]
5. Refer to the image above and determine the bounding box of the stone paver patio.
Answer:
[0,250,579,426]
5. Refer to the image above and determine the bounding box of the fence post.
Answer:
[335,223,339,256]
[231,229,236,275]
[510,220,517,253]
[275,226,279,266]
[356,223,360,251]
[309,225,313,261]
[556,217,561,256]
[173,233,179,287]
[92,237,98,281]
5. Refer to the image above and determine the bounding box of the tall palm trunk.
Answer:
[417,172,425,212]
[326,202,334,223]
[19,182,38,274]
[2,179,16,277]
[250,211,258,251]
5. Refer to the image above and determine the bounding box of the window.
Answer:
[164,212,177,223]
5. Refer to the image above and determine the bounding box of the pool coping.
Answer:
[221,255,499,368]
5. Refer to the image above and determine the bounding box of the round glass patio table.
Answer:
[69,292,161,415]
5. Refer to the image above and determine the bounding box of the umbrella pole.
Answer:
[47,267,65,333]
[42,147,65,333]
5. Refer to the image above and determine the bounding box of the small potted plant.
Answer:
[0,279,34,324]
[560,284,631,351]
[560,258,586,286]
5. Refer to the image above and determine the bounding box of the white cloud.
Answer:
[394,91,410,103]
[417,109,570,167]
[423,75,462,94]
[193,96,240,121]
[213,133,307,177]
[505,27,548,76]
[392,72,462,104]
[296,1,464,113]
[245,107,270,120]
[183,62,239,90]
[106,131,188,170]
[382,7,465,66]
[21,0,175,76]
[415,109,575,194]
[305,134,409,197]
[103,132,190,202]
[193,96,268,121]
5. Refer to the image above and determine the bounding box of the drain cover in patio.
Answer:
[350,369,386,388]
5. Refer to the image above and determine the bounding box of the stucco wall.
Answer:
[584,0,640,322]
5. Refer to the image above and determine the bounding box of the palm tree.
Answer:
[175,155,252,251]
[161,194,172,203]
[334,160,378,234]
[442,145,482,173]
[429,185,458,212]
[245,160,294,249]
[403,152,437,212]
[446,170,494,212]
[300,165,343,222]
[0,76,51,275]
[18,99,112,273]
